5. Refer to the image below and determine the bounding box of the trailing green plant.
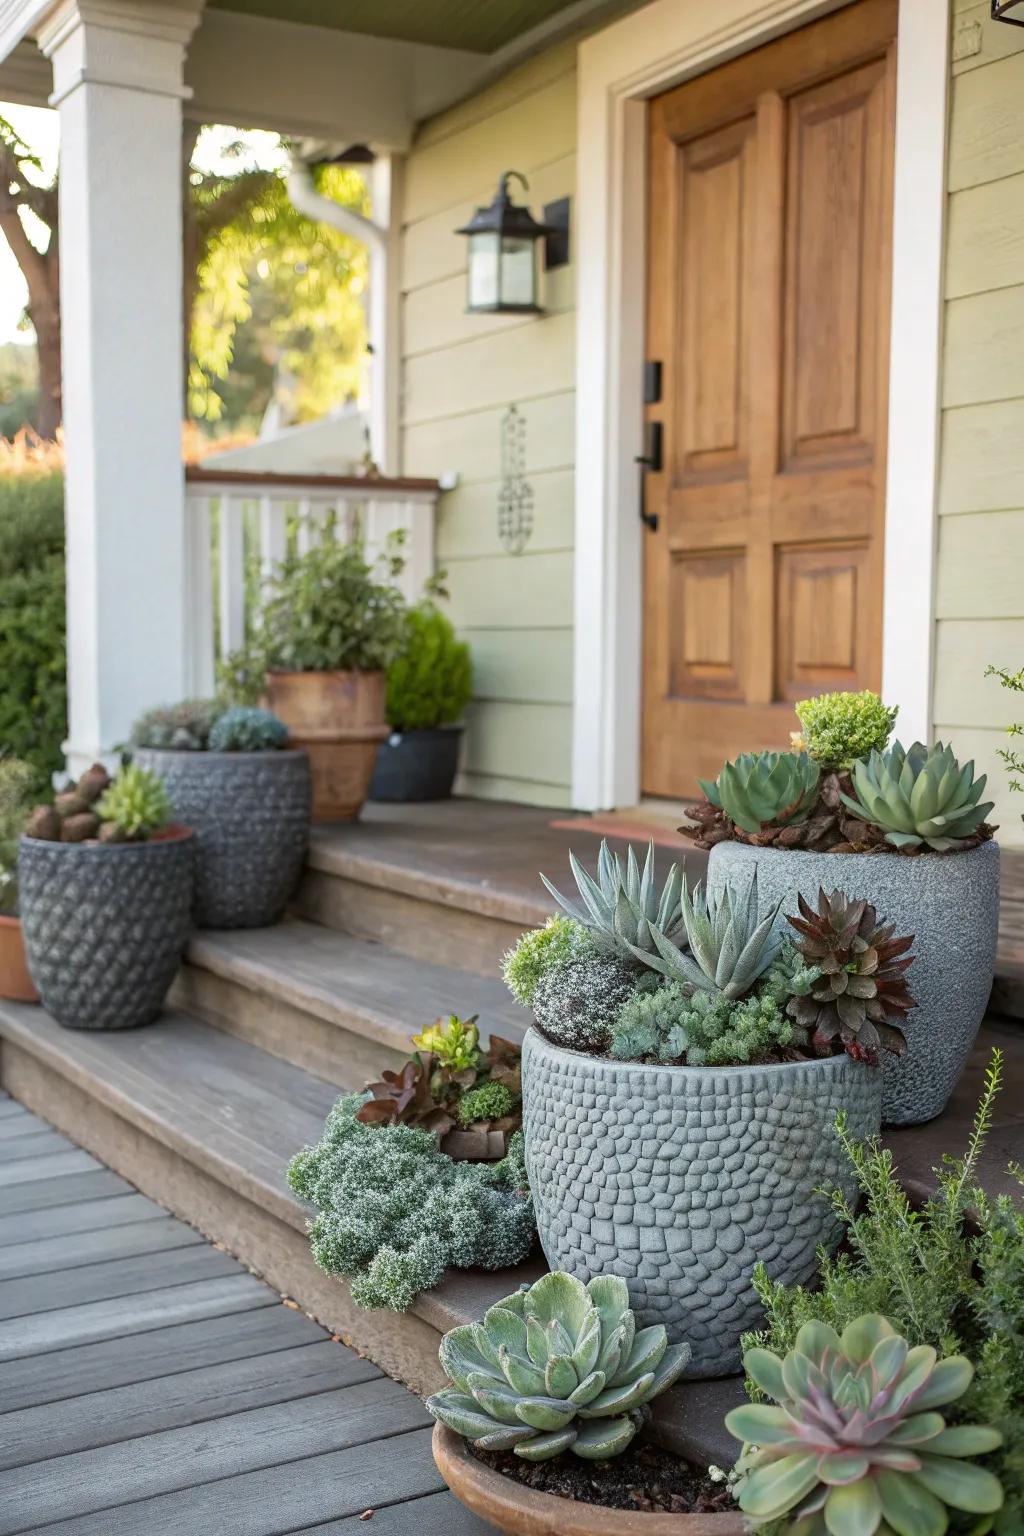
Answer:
[726,1313,1003,1535]
[635,871,782,999]
[987,663,1023,828]
[502,916,584,1007]
[287,1094,535,1311]
[794,689,899,769]
[130,698,223,751]
[222,532,407,686]
[0,756,35,914]
[385,601,472,731]
[530,942,638,1054]
[540,839,685,963]
[0,469,66,781]
[95,763,171,842]
[355,1019,521,1139]
[208,706,288,752]
[743,1051,1023,1532]
[698,751,821,836]
[840,740,995,853]
[426,1270,690,1462]
[785,887,915,1064]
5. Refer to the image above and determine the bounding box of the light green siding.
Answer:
[400,43,577,808]
[937,3,1024,846]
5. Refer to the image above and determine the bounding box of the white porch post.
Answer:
[37,0,202,775]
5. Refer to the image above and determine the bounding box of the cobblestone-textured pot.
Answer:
[18,828,195,1030]
[369,726,462,802]
[521,1027,880,1379]
[706,839,1000,1127]
[135,748,310,929]
[432,1424,745,1536]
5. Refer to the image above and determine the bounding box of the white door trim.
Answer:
[572,0,949,810]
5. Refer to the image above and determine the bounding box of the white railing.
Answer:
[184,467,441,696]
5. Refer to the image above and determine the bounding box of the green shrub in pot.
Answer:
[369,599,473,803]
[132,698,309,929]
[0,756,41,1002]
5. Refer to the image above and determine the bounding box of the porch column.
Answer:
[37,0,202,775]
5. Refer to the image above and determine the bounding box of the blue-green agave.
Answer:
[630,871,782,1000]
[426,1271,690,1462]
[840,741,995,853]
[700,751,821,835]
[726,1313,1003,1536]
[540,839,685,962]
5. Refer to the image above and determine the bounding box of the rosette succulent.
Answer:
[840,741,995,853]
[96,763,171,841]
[540,839,685,961]
[427,1271,690,1462]
[208,706,288,752]
[726,1313,1003,1535]
[634,871,782,1000]
[699,751,821,836]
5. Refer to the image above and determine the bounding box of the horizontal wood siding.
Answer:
[400,47,578,807]
[938,6,1024,846]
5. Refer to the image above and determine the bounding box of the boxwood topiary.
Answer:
[385,601,472,732]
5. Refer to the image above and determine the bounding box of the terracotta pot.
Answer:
[432,1424,743,1536]
[264,670,388,822]
[0,915,38,1003]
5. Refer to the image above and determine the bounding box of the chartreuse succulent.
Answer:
[700,751,821,835]
[540,839,684,961]
[96,763,171,841]
[726,1313,1003,1536]
[634,871,782,1000]
[427,1271,689,1461]
[411,1014,480,1072]
[841,741,995,853]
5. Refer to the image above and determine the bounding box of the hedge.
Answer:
[0,471,66,785]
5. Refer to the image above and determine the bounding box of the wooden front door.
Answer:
[641,0,897,800]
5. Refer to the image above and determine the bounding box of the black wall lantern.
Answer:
[456,170,559,315]
[992,1,1024,23]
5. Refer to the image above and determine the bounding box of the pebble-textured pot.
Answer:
[369,726,462,802]
[18,829,195,1030]
[134,748,310,929]
[521,1027,880,1379]
[706,839,1000,1127]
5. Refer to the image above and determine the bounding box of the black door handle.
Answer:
[635,421,662,532]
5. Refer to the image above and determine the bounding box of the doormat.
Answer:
[548,813,690,850]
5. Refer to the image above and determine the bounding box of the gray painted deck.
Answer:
[0,1092,499,1535]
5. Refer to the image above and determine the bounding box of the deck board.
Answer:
[0,1098,500,1535]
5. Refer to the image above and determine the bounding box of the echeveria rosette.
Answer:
[726,1314,1004,1536]
[699,750,821,835]
[840,741,994,854]
[427,1271,690,1462]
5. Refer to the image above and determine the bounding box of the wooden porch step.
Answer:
[175,918,526,1089]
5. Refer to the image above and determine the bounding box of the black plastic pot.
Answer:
[368,726,463,802]
[135,748,311,928]
[18,828,195,1031]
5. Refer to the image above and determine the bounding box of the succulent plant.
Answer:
[699,751,821,836]
[502,916,583,1007]
[531,946,638,1053]
[411,1014,481,1072]
[356,1026,521,1139]
[840,740,995,853]
[96,763,171,841]
[795,690,899,769]
[785,888,915,1064]
[130,698,224,752]
[457,1080,517,1129]
[726,1313,1004,1535]
[208,706,289,753]
[427,1271,690,1462]
[540,840,685,962]
[632,872,782,1000]
[23,762,113,846]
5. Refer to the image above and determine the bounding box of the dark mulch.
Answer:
[472,1440,735,1515]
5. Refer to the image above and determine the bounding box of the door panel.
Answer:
[642,0,896,801]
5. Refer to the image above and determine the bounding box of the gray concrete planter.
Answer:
[520,1027,880,1379]
[18,829,195,1030]
[135,749,310,929]
[706,839,1000,1127]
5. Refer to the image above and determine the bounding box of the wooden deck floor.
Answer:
[0,1091,499,1535]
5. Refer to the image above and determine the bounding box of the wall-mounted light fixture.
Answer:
[992,0,1024,24]
[456,171,564,315]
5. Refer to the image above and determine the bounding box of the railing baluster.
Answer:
[218,493,245,662]
[296,496,313,555]
[185,495,215,696]
[259,493,286,592]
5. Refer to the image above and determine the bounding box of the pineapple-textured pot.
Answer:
[17,828,195,1030]
[706,839,1000,1126]
[134,748,310,929]
[0,916,38,1003]
[520,1027,880,1379]
[264,670,388,822]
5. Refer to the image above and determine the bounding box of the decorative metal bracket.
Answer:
[498,405,533,555]
[992,0,1024,25]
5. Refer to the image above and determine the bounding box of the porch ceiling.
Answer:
[205,0,587,53]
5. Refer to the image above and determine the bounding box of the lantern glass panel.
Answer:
[499,236,537,308]
[467,232,500,311]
